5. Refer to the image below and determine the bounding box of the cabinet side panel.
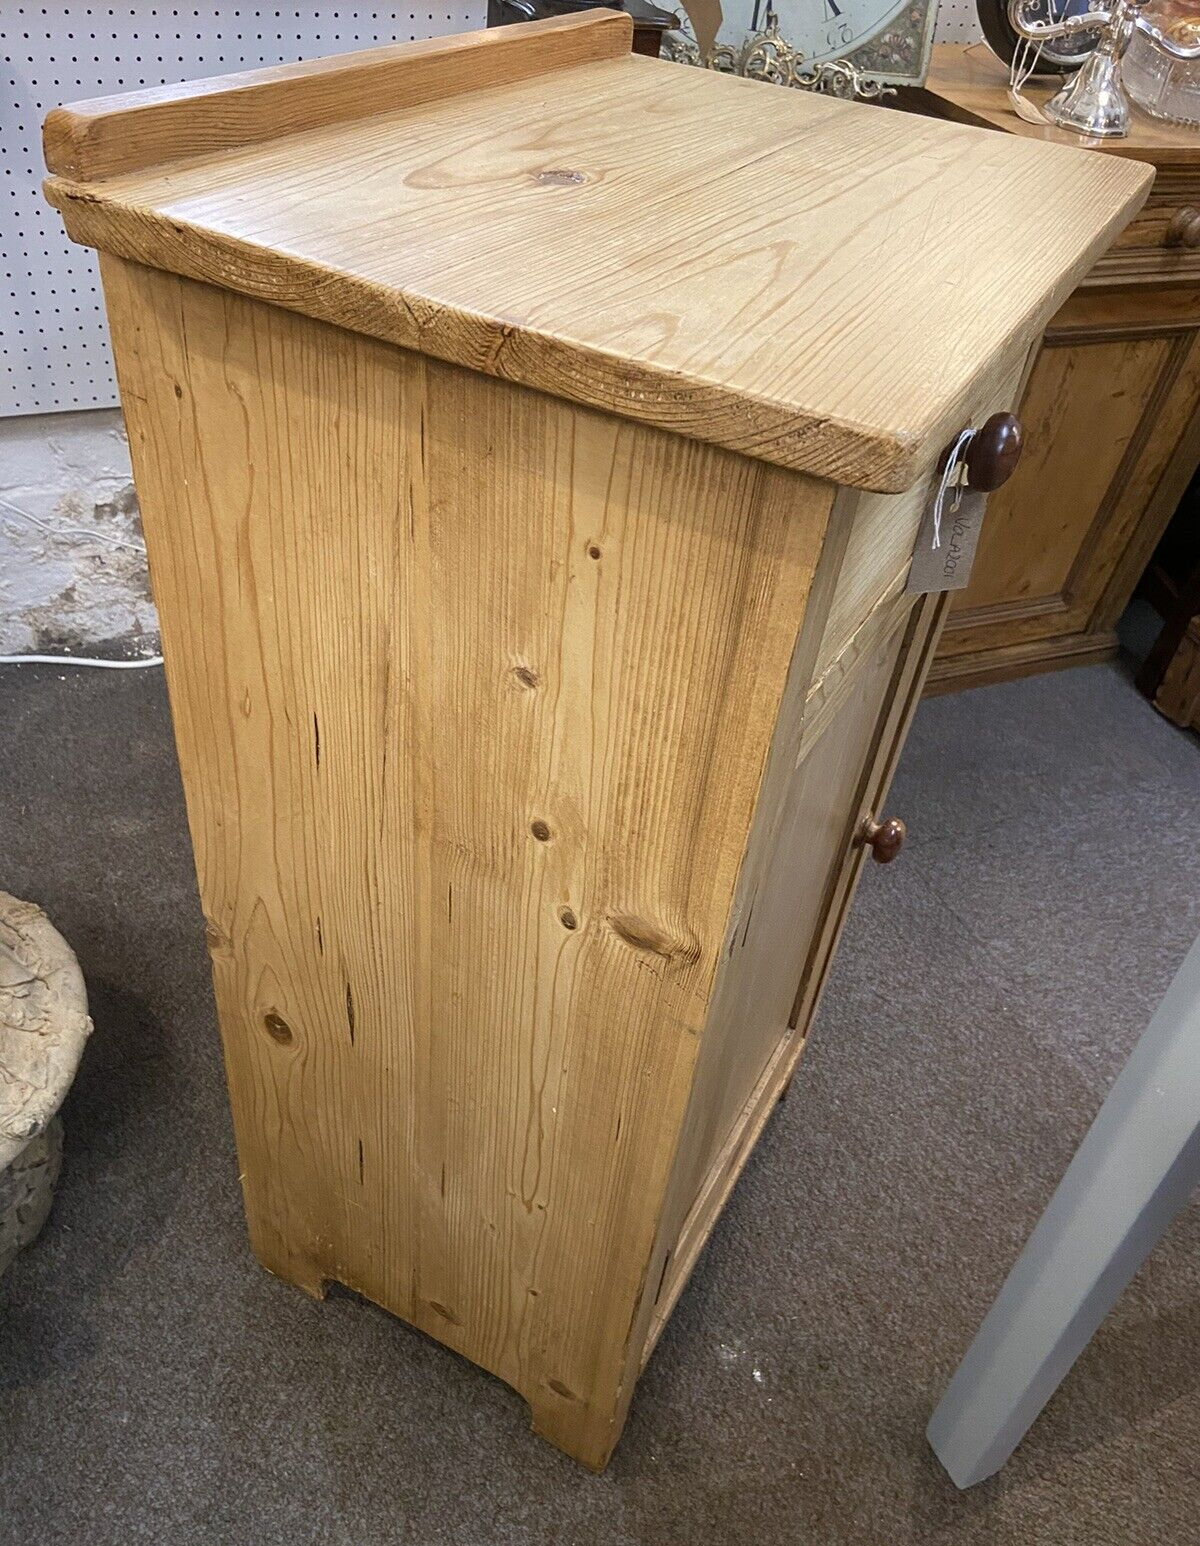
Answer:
[816,480,926,681]
[101,256,834,1467]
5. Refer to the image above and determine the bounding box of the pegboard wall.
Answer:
[1,2,485,418]
[938,2,984,45]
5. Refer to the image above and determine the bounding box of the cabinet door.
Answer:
[788,592,943,1039]
[935,317,1200,681]
[684,596,925,1187]
[641,587,944,1362]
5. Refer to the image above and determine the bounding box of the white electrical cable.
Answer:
[0,494,149,556]
[0,653,163,669]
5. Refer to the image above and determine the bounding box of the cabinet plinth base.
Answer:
[926,630,1120,695]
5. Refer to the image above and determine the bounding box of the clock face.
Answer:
[708,0,939,84]
[718,0,912,63]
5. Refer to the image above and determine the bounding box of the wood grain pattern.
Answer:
[102,255,842,1469]
[642,583,950,1372]
[816,481,927,683]
[1052,283,1200,331]
[635,354,1027,1336]
[46,39,1150,491]
[43,12,633,181]
[901,50,1200,293]
[669,586,915,1222]
[788,592,948,1038]
[926,628,1120,694]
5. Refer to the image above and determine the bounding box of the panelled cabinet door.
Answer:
[644,585,947,1367]
[934,310,1200,687]
[674,596,923,1214]
[789,593,944,1036]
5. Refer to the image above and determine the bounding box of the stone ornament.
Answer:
[0,893,92,1276]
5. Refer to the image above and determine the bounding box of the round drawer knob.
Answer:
[1166,206,1200,248]
[964,412,1023,493]
[858,815,906,864]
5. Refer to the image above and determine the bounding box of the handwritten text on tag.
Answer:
[906,490,987,595]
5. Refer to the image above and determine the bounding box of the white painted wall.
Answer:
[0,410,156,657]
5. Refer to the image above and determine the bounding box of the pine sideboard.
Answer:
[908,44,1200,694]
[43,14,1150,1467]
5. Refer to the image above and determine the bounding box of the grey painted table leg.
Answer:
[927,933,1200,1488]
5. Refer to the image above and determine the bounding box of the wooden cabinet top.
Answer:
[906,42,1200,170]
[43,13,1151,492]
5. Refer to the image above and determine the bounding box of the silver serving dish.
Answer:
[1124,1,1200,124]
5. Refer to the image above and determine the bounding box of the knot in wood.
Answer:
[608,913,700,966]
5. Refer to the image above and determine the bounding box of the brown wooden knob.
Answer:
[1166,207,1200,248]
[858,815,906,864]
[963,412,1023,493]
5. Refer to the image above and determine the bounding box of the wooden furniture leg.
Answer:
[1136,494,1200,731]
[927,933,1200,1487]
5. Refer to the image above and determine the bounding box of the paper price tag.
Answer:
[1008,87,1049,126]
[905,489,988,596]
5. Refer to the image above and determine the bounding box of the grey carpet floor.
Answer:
[2,658,1199,1546]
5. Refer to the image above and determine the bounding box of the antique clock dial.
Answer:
[719,0,913,62]
[701,0,941,86]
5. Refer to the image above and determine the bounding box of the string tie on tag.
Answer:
[1008,35,1049,126]
[932,426,975,551]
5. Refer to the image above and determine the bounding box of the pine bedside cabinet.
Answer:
[43,13,1150,1469]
